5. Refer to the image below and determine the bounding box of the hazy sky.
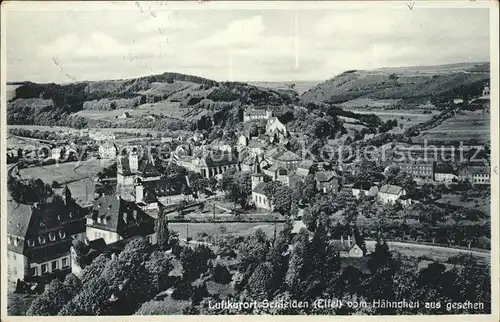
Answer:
[5,3,490,83]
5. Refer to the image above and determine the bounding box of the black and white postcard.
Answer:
[1,1,498,319]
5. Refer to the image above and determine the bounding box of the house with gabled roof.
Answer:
[329,234,367,258]
[458,165,490,185]
[86,194,157,246]
[7,187,86,283]
[315,171,340,193]
[377,184,406,205]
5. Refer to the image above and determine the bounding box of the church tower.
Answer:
[251,155,265,191]
[62,186,72,206]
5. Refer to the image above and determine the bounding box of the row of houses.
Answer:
[392,159,490,185]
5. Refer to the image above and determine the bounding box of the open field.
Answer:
[424,112,489,133]
[417,111,490,144]
[368,240,490,264]
[74,101,185,121]
[340,98,401,108]
[169,222,285,241]
[18,159,112,184]
[347,108,436,134]
[437,193,490,215]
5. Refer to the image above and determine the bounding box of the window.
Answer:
[28,239,35,247]
[59,230,66,239]
[62,258,68,268]
[13,253,16,260]
[38,236,46,245]
[49,232,56,241]
[52,260,58,271]
[41,264,48,274]
[8,236,12,245]
[97,217,102,224]
[147,235,153,244]
[31,267,38,276]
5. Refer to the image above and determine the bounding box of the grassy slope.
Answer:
[301,62,490,106]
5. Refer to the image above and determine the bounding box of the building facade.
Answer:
[7,187,86,283]
[397,159,434,181]
[377,184,406,205]
[243,108,272,122]
[315,171,340,194]
[458,165,490,185]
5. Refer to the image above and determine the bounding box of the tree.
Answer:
[180,245,215,282]
[285,228,310,292]
[247,262,274,300]
[212,263,232,284]
[81,254,111,285]
[58,276,111,316]
[191,282,210,305]
[145,251,173,293]
[26,279,73,316]
[155,210,170,250]
[367,236,392,274]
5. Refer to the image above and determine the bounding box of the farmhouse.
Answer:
[378,184,406,205]
[7,187,86,282]
[329,235,367,258]
[315,171,340,194]
[117,112,130,119]
[458,165,490,185]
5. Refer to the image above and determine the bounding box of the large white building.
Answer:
[377,184,406,205]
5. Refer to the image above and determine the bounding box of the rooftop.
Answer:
[379,184,404,195]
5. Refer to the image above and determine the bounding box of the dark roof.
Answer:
[87,195,124,231]
[87,194,156,237]
[7,203,33,237]
[379,184,404,195]
[353,182,374,191]
[137,159,160,178]
[434,164,455,174]
[315,171,338,182]
[465,166,489,175]
[275,150,301,162]
[253,182,267,195]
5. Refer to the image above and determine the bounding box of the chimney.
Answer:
[341,235,344,244]
[347,235,351,247]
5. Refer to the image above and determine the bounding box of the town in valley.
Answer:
[3,5,493,317]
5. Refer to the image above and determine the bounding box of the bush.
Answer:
[212,263,232,284]
[135,298,191,315]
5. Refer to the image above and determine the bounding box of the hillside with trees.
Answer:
[301,62,490,107]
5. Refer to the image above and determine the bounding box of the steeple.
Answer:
[62,186,72,205]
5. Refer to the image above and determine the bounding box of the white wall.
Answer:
[86,226,121,244]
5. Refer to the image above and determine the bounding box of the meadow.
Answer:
[19,159,113,185]
[417,111,490,144]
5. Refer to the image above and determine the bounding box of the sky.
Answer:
[5,3,491,83]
